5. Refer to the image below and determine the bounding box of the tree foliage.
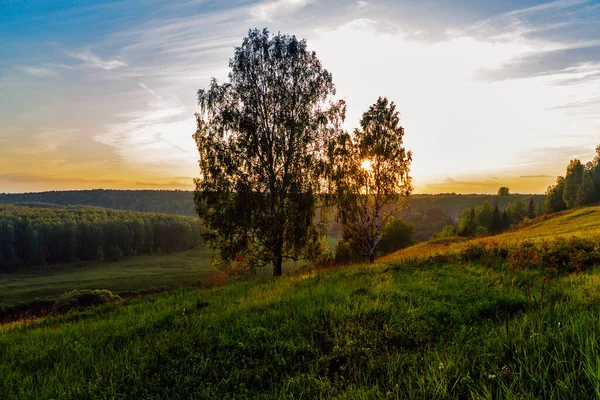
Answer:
[193,29,344,276]
[0,205,201,268]
[545,146,600,213]
[546,176,567,213]
[331,97,412,262]
[457,196,538,237]
[497,187,510,197]
[377,217,414,255]
[0,190,196,216]
[563,159,584,208]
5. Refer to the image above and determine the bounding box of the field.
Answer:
[2,207,600,398]
[0,245,308,308]
[0,246,216,307]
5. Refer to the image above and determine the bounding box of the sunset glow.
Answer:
[361,159,372,171]
[2,1,600,194]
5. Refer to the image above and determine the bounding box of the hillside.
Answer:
[386,205,600,262]
[2,207,599,398]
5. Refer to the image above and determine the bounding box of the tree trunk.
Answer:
[368,252,375,263]
[273,247,283,277]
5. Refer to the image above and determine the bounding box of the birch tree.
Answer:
[193,28,345,276]
[332,97,412,263]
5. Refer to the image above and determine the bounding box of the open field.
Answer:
[0,246,216,307]
[0,245,309,308]
[2,207,600,398]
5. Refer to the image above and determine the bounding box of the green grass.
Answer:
[0,247,217,307]
[2,208,600,398]
[384,205,600,262]
[500,206,600,240]
[2,262,600,398]
[0,245,308,307]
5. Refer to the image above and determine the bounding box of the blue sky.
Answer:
[1,0,600,193]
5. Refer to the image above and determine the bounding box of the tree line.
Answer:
[545,146,600,213]
[0,190,196,216]
[0,205,201,268]
[453,195,543,237]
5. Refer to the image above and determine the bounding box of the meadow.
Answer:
[0,246,215,308]
[2,206,600,398]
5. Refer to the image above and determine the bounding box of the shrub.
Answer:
[334,240,361,264]
[475,226,488,237]
[451,236,600,274]
[438,226,455,238]
[54,289,122,313]
[378,217,414,255]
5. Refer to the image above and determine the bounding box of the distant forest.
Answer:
[0,204,201,268]
[0,190,544,243]
[0,190,196,216]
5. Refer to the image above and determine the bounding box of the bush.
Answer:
[451,236,600,274]
[378,217,414,255]
[54,289,122,313]
[334,240,361,264]
[438,226,455,238]
[108,245,123,262]
[475,226,488,237]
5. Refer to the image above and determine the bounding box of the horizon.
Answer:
[2,0,600,194]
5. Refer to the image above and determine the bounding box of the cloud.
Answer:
[0,173,121,184]
[9,130,78,155]
[95,95,197,168]
[139,83,162,99]
[16,66,60,78]
[135,180,189,187]
[250,0,313,22]
[66,50,128,70]
[465,0,590,40]
[420,175,556,194]
[3,0,600,193]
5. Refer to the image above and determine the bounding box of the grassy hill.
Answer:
[385,205,600,262]
[2,207,600,398]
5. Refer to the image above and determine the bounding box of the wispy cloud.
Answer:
[520,175,553,178]
[135,180,188,187]
[16,66,61,78]
[3,0,600,193]
[250,0,313,22]
[139,83,162,99]
[0,173,121,184]
[66,50,128,70]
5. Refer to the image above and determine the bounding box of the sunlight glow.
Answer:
[361,159,372,171]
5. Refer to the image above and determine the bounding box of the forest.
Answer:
[0,204,201,268]
[0,190,196,216]
[0,190,544,243]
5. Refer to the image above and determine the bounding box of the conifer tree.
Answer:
[577,170,595,206]
[526,198,535,220]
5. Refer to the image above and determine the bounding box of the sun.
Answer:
[361,159,372,171]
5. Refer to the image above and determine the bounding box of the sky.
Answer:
[1,0,600,194]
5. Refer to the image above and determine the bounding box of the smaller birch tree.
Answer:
[332,97,412,263]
